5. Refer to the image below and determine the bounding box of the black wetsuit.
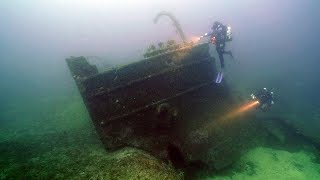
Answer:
[255,89,274,111]
[213,23,233,69]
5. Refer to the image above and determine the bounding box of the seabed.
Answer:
[1,84,320,179]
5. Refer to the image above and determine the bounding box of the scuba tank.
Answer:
[212,25,232,44]
[226,26,232,42]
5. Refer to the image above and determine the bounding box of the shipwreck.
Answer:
[66,12,266,170]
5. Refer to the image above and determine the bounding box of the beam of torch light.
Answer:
[190,36,201,43]
[221,101,260,121]
[201,100,260,132]
[188,100,260,145]
[233,101,259,115]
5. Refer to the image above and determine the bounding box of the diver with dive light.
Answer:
[251,88,275,111]
[200,21,233,83]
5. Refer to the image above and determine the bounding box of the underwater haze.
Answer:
[1,0,320,179]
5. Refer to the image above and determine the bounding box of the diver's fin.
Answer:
[218,72,223,83]
[215,72,221,83]
[215,72,223,83]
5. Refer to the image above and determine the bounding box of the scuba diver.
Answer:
[200,21,233,83]
[251,88,275,111]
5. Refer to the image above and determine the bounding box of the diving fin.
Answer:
[215,72,223,83]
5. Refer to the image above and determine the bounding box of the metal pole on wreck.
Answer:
[153,11,187,44]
